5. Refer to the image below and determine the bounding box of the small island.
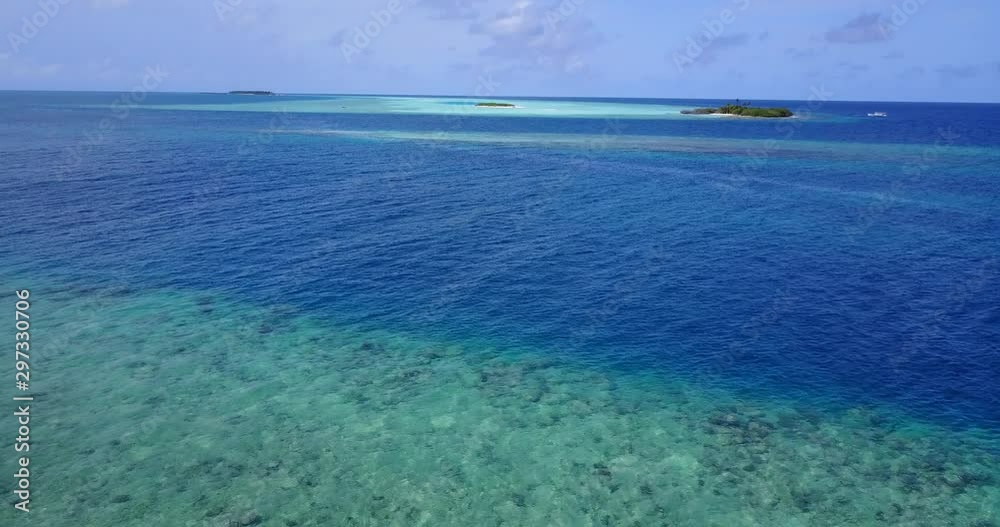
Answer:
[475,102,517,108]
[229,90,276,96]
[682,100,792,118]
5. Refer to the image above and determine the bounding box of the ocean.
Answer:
[0,91,998,526]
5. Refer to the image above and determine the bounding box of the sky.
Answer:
[1,0,998,102]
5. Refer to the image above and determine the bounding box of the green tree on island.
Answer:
[681,100,792,118]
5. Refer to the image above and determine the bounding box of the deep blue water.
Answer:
[2,91,998,431]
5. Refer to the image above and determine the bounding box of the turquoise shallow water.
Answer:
[1,92,998,525]
[1,278,997,526]
[124,94,711,119]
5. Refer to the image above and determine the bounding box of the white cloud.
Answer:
[470,0,604,75]
[0,56,64,78]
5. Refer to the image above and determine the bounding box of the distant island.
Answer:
[229,91,276,96]
[475,102,516,108]
[682,101,793,118]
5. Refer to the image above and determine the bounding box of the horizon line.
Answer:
[1,89,998,105]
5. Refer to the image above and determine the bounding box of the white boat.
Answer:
[867,112,888,117]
